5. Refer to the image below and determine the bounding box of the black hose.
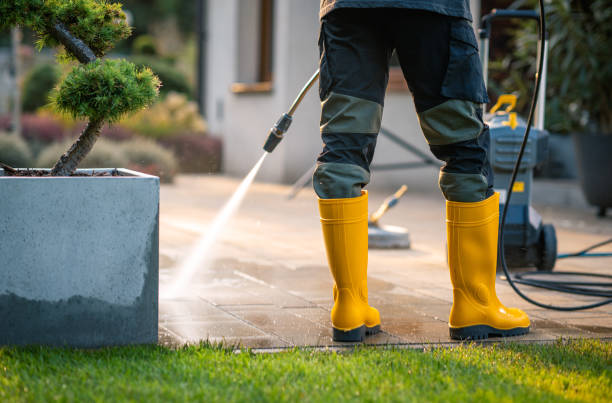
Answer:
[498,0,612,310]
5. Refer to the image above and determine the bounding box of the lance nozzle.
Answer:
[262,70,320,153]
[263,113,293,153]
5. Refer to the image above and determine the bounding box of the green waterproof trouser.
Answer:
[313,8,493,203]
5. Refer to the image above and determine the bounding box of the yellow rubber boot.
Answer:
[319,191,381,342]
[446,192,530,340]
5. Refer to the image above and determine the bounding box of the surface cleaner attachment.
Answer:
[368,185,411,249]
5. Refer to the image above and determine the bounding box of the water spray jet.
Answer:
[162,152,268,299]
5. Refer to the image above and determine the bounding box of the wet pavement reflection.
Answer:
[159,176,612,349]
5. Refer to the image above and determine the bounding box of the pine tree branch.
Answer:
[49,23,97,64]
[0,162,17,173]
[50,118,104,176]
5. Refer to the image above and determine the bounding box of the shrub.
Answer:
[0,116,8,131]
[0,113,67,144]
[160,133,222,173]
[0,133,33,168]
[100,124,136,142]
[0,113,67,157]
[121,138,177,182]
[21,114,67,143]
[119,92,206,139]
[36,138,129,169]
[53,58,160,123]
[132,34,157,56]
[22,63,61,112]
[131,55,191,96]
[20,113,68,157]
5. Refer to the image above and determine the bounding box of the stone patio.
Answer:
[158,175,612,349]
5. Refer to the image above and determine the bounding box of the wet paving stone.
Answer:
[159,176,612,349]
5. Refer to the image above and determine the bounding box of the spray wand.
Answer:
[262,70,320,153]
[369,185,408,226]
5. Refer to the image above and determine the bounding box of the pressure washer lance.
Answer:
[369,185,408,225]
[262,70,320,153]
[368,185,411,249]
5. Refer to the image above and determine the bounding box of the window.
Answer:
[231,0,274,93]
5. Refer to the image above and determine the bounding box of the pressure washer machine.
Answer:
[480,10,557,271]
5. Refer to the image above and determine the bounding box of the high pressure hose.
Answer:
[498,0,612,310]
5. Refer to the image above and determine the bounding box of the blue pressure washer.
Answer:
[480,10,557,272]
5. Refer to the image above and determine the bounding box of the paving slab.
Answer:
[159,175,612,349]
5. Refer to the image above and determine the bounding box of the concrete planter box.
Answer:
[0,169,159,347]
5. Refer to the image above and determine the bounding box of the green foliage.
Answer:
[0,0,131,60]
[132,34,158,55]
[53,58,160,123]
[119,92,206,139]
[0,133,33,168]
[0,0,46,31]
[131,55,191,96]
[21,63,61,112]
[47,0,131,61]
[122,137,177,182]
[120,0,196,36]
[500,0,612,134]
[3,0,162,173]
[0,339,610,401]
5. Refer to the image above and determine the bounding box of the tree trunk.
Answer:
[50,118,104,176]
[48,22,100,176]
[49,23,96,64]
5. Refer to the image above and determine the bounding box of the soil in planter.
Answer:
[1,165,121,177]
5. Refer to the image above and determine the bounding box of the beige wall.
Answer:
[206,0,482,193]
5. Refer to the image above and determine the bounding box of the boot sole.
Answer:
[333,324,381,342]
[449,325,530,340]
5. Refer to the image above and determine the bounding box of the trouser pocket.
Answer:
[318,20,333,100]
[441,19,489,104]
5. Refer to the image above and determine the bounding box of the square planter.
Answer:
[0,168,159,347]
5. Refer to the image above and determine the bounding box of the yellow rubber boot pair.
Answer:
[446,192,530,340]
[319,191,381,342]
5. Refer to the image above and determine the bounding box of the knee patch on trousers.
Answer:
[318,91,382,173]
[418,99,483,146]
[313,162,370,199]
[321,92,383,134]
[439,171,489,202]
[418,99,492,202]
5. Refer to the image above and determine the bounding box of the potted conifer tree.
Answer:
[0,0,161,346]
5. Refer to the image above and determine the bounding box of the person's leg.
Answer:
[393,11,529,340]
[315,8,392,342]
[315,8,392,199]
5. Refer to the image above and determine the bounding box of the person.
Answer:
[314,0,530,341]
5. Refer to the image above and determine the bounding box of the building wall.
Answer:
[206,0,481,192]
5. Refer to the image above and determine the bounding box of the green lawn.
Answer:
[0,339,610,402]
